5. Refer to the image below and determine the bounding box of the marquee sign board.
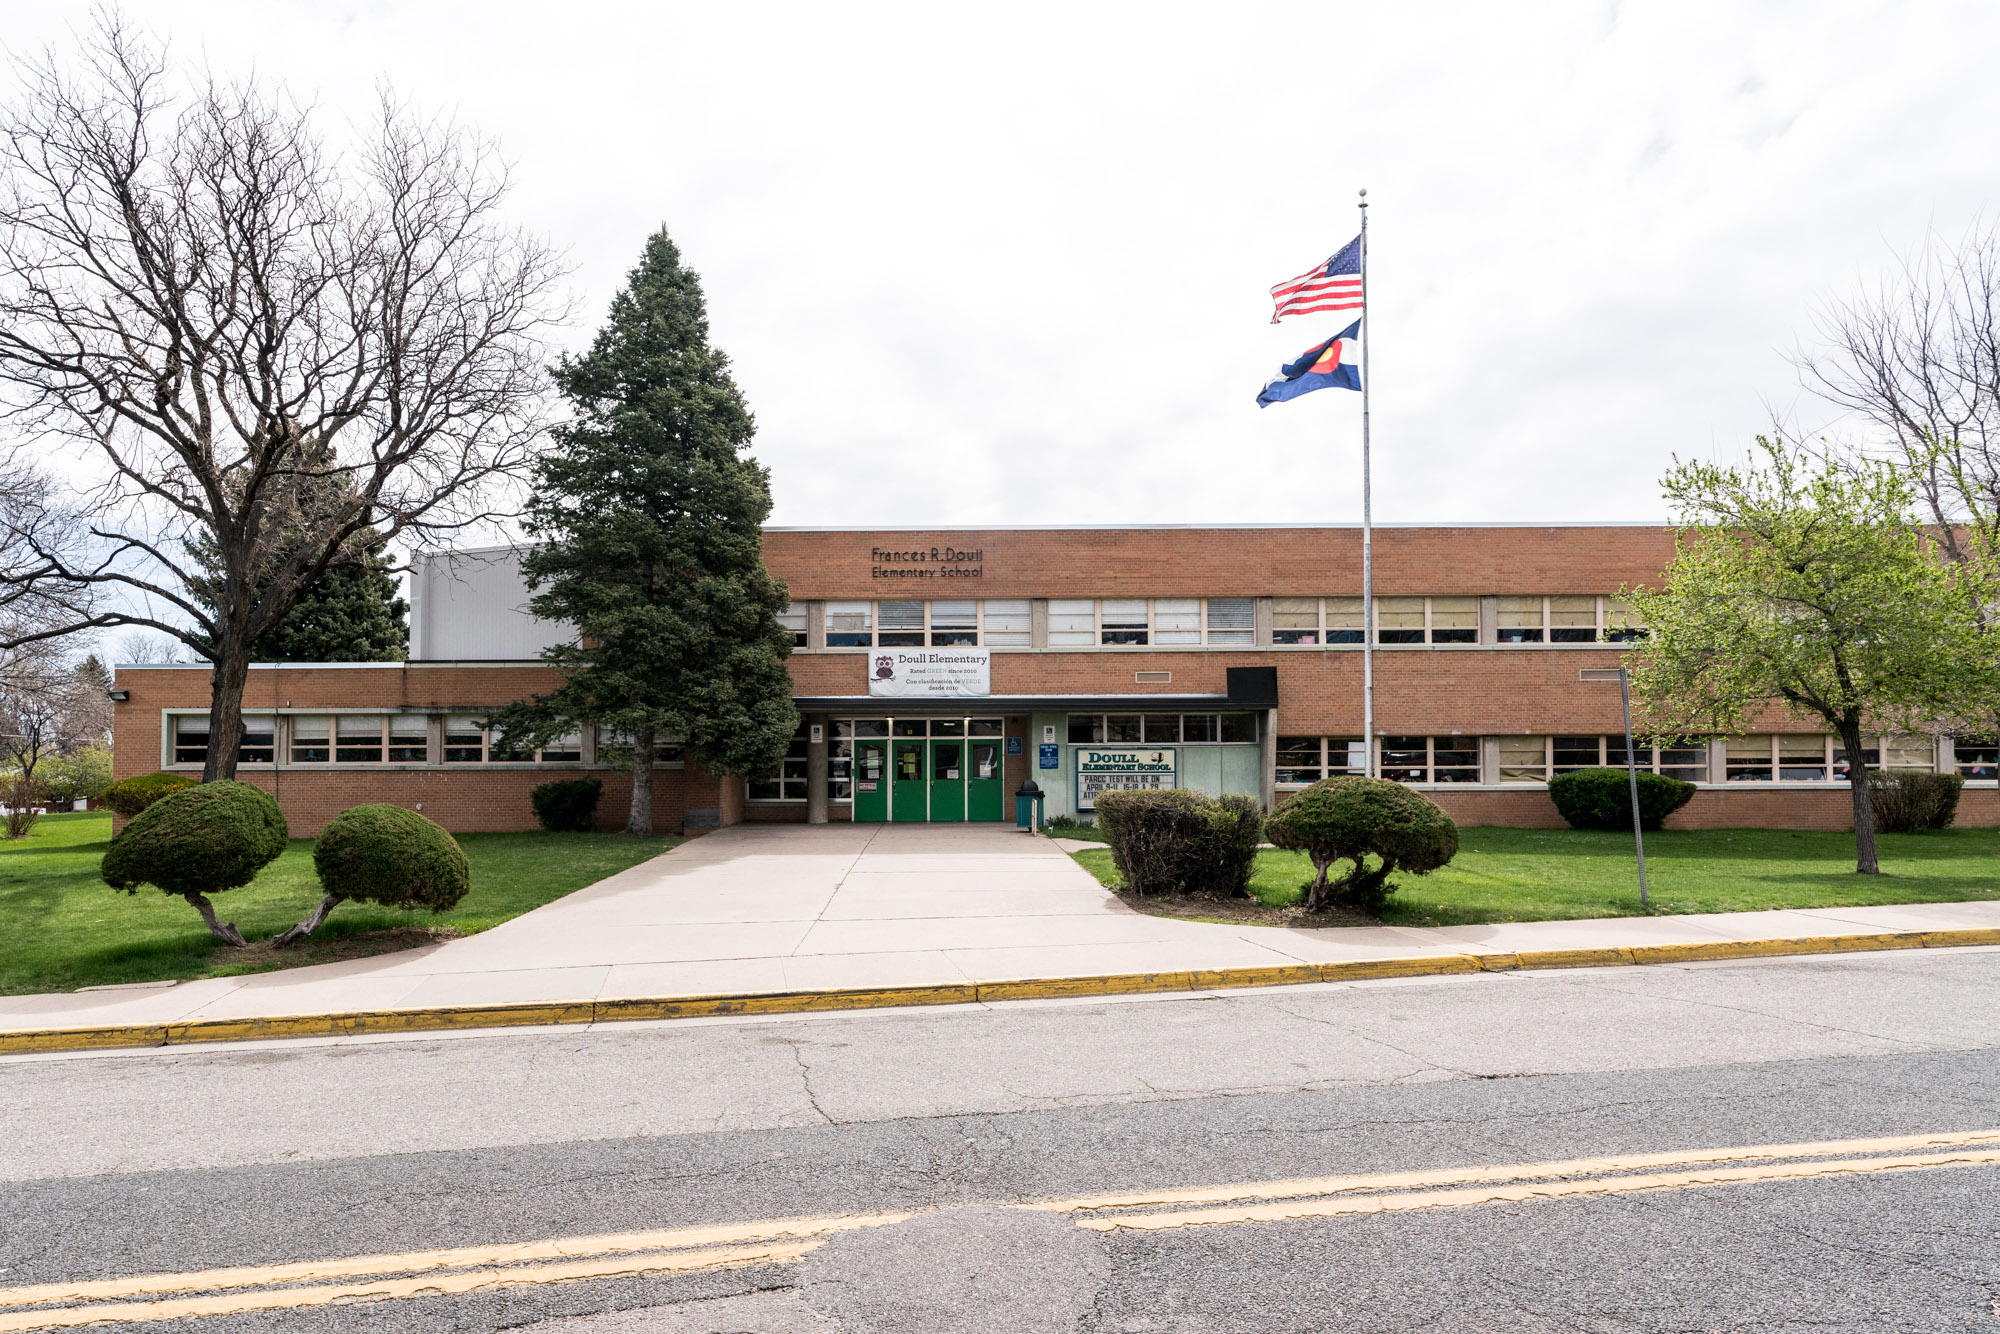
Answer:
[866,648,991,698]
[1075,746,1177,811]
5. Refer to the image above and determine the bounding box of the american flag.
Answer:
[1269,234,1362,324]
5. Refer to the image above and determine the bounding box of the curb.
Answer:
[6,926,1999,1056]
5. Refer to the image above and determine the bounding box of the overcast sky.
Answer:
[12,0,2000,529]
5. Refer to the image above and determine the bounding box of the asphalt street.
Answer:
[4,947,1999,1332]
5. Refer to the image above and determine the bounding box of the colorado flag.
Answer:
[1255,320,1361,407]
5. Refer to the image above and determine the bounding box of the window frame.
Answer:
[1274,735,1367,786]
[1378,735,1480,784]
[1065,713,1259,745]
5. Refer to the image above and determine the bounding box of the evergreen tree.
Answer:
[492,230,798,834]
[188,440,410,664]
[244,548,408,663]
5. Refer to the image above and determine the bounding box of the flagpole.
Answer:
[1358,188,1373,777]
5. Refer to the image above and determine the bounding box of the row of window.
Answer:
[1272,595,1644,645]
[749,714,1271,804]
[170,715,684,767]
[1064,713,1261,745]
[787,596,1647,648]
[1275,734,2000,785]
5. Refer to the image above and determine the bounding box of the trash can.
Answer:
[1014,779,1044,832]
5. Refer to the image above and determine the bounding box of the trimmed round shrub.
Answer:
[531,777,602,832]
[1548,767,1695,832]
[101,770,200,817]
[313,804,469,913]
[1095,789,1263,899]
[1265,777,1459,914]
[1869,769,1964,833]
[100,781,287,945]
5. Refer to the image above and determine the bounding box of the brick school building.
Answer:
[109,525,1999,835]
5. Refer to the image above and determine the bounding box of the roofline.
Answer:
[763,521,1674,532]
[406,522,1678,560]
[112,660,553,671]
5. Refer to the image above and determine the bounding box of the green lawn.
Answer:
[1068,825,2000,927]
[0,812,680,996]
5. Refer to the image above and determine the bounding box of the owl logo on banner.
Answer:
[874,655,895,680]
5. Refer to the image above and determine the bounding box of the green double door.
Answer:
[853,737,1003,823]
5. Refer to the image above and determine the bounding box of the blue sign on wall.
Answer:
[1005,736,1023,756]
[1038,742,1060,770]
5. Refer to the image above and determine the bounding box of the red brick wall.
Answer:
[109,527,1992,834]
[1425,785,2000,831]
[762,525,1681,599]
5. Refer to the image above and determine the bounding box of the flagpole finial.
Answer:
[1358,187,1367,197]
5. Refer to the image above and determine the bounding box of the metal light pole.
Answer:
[1358,188,1374,777]
[1582,666,1650,908]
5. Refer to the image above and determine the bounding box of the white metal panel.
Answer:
[409,547,573,661]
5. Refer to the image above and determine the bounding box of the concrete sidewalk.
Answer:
[5,823,1999,1050]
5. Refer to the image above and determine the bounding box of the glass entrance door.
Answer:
[891,740,927,821]
[852,740,888,822]
[966,740,1003,821]
[929,740,965,822]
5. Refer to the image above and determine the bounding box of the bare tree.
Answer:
[0,15,565,780]
[0,649,91,835]
[1798,220,2000,560]
[1800,223,2000,822]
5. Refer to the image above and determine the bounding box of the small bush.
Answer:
[1869,769,1964,833]
[1094,789,1263,898]
[1548,767,1696,832]
[3,777,39,839]
[1265,777,1459,914]
[313,804,470,913]
[99,780,288,944]
[101,771,200,817]
[531,777,602,832]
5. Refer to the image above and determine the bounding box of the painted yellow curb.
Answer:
[4,926,1997,1056]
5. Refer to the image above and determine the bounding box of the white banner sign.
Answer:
[1075,746,1177,810]
[867,647,991,698]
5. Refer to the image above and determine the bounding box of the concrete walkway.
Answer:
[5,823,2000,1040]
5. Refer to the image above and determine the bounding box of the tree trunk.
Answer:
[202,646,250,782]
[271,893,342,947]
[185,892,247,946]
[628,722,655,836]
[1838,716,1880,875]
[1303,854,1335,912]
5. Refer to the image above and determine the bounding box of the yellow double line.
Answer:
[6,1129,1998,1330]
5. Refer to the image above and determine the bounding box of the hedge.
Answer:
[99,780,288,945]
[531,778,603,832]
[271,804,471,947]
[1265,777,1459,913]
[1094,788,1263,898]
[1547,767,1696,832]
[1869,769,1964,833]
[101,771,200,817]
[314,804,470,912]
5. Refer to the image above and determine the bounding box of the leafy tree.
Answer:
[491,231,798,834]
[1627,439,1988,874]
[38,743,112,808]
